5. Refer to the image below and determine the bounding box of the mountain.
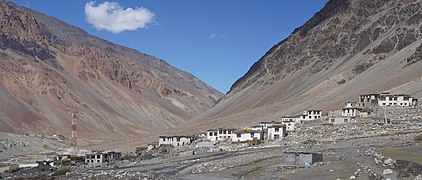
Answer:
[188,0,422,128]
[0,1,223,138]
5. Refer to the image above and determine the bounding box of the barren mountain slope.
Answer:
[187,0,422,129]
[0,1,222,138]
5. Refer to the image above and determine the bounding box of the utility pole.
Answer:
[70,113,78,157]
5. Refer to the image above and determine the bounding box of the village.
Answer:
[1,92,421,179]
[152,92,419,149]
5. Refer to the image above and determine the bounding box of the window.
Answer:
[97,160,100,163]
[96,155,101,159]
[331,119,335,122]
[214,132,217,136]
[344,119,348,122]
[237,133,241,138]
[308,116,311,119]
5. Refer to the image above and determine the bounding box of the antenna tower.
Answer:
[70,113,78,156]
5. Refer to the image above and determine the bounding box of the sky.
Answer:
[8,0,329,93]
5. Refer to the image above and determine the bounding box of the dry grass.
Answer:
[414,134,422,142]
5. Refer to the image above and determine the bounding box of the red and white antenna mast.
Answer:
[70,113,78,156]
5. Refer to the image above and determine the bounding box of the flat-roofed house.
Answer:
[358,93,380,108]
[206,129,218,141]
[159,136,194,147]
[85,151,122,165]
[378,93,417,107]
[232,130,261,142]
[206,128,236,142]
[295,110,322,123]
[267,124,287,140]
[281,116,296,131]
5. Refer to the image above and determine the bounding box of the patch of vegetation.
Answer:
[52,166,71,176]
[415,134,422,142]
[42,144,52,150]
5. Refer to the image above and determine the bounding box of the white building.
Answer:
[85,151,122,165]
[295,110,322,123]
[159,136,194,147]
[378,93,418,107]
[232,130,261,142]
[281,116,297,131]
[267,124,287,140]
[206,128,236,142]
[342,107,360,117]
[206,129,218,141]
[358,93,418,108]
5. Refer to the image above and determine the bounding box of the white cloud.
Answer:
[84,1,155,33]
[209,33,217,39]
[209,33,226,39]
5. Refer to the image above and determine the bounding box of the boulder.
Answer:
[383,169,393,175]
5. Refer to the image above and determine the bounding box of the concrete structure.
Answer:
[206,129,218,141]
[378,93,417,107]
[232,130,261,142]
[283,152,323,166]
[259,122,274,130]
[206,128,236,142]
[295,110,322,123]
[358,93,418,108]
[147,142,158,151]
[358,94,380,108]
[328,117,353,124]
[342,107,360,117]
[281,116,296,131]
[159,136,194,147]
[85,151,122,165]
[196,141,217,148]
[267,124,287,140]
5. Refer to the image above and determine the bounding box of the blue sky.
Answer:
[9,0,328,93]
